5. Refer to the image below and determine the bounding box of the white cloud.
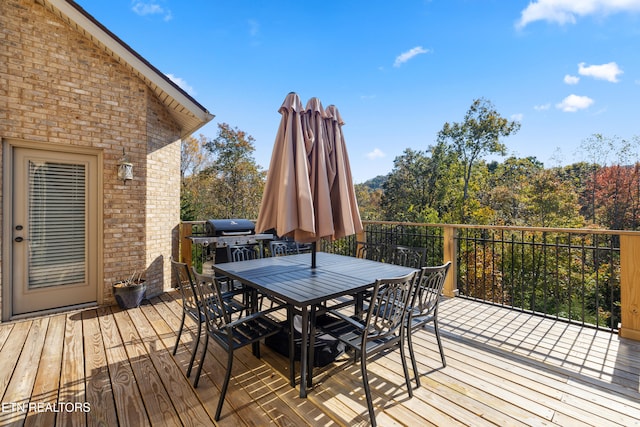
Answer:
[393,46,429,67]
[578,62,623,82]
[534,103,551,111]
[366,148,386,160]
[564,74,580,85]
[132,1,173,21]
[511,113,524,122]
[556,94,594,112]
[516,0,640,28]
[166,74,195,95]
[248,19,260,37]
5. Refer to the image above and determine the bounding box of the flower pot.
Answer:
[112,280,146,309]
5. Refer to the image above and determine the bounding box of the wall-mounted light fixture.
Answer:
[117,148,133,183]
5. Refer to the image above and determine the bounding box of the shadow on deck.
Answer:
[0,291,639,426]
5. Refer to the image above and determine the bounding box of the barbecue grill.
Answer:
[188,219,273,264]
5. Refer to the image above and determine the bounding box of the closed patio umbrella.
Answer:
[302,97,334,242]
[325,104,363,240]
[256,92,315,242]
[256,92,363,267]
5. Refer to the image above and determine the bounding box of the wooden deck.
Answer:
[1,291,639,426]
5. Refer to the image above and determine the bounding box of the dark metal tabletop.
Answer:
[212,252,417,306]
[212,251,417,398]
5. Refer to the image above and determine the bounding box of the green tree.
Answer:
[555,162,592,224]
[484,156,544,225]
[521,169,585,228]
[354,183,383,220]
[381,146,455,222]
[437,98,521,221]
[201,123,266,220]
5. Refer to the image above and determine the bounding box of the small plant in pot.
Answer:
[112,272,147,309]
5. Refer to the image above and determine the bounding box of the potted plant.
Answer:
[112,271,146,309]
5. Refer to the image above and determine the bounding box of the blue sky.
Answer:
[77,0,640,183]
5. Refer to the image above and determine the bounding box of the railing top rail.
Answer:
[181,220,206,225]
[181,219,640,237]
[362,220,640,237]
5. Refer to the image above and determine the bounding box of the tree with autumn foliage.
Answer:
[181,123,265,220]
[593,164,640,230]
[579,134,640,228]
[180,134,213,220]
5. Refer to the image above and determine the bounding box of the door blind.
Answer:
[28,161,86,289]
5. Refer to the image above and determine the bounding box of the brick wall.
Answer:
[145,93,181,297]
[0,0,182,312]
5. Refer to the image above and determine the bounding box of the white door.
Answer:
[11,147,98,315]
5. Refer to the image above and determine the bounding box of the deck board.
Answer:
[24,315,65,427]
[0,291,639,426]
[82,310,119,427]
[98,306,151,427]
[112,307,185,427]
[1,318,47,427]
[58,312,86,426]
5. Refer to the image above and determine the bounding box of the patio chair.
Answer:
[406,262,451,388]
[222,244,261,295]
[390,245,427,268]
[319,271,418,427]
[170,257,205,378]
[226,243,260,262]
[270,240,299,256]
[355,241,386,262]
[190,271,286,421]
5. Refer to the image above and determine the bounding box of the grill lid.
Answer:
[205,219,255,236]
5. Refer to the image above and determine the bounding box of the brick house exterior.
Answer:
[0,0,213,320]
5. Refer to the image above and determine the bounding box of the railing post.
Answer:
[620,234,640,340]
[180,223,193,266]
[443,225,457,298]
[356,229,366,258]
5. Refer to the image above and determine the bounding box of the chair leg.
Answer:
[407,326,420,388]
[173,312,186,355]
[215,350,234,421]
[192,333,209,388]
[399,333,413,398]
[433,318,446,368]
[360,352,377,427]
[186,321,203,377]
[288,306,295,387]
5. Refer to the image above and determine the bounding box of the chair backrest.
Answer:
[227,244,259,262]
[391,245,427,268]
[170,257,200,314]
[191,268,230,330]
[355,241,386,262]
[409,262,451,320]
[270,240,298,257]
[363,271,418,343]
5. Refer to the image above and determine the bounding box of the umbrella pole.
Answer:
[311,242,317,268]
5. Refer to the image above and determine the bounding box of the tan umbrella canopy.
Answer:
[256,92,315,241]
[325,104,363,240]
[256,92,363,267]
[302,97,334,242]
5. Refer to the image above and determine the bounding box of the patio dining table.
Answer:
[211,251,417,398]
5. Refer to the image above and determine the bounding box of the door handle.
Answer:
[14,236,24,242]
